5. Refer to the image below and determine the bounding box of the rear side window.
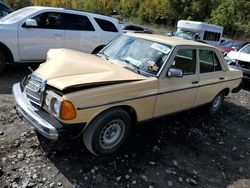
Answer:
[94,18,118,32]
[170,49,197,75]
[203,31,221,41]
[199,50,222,73]
[63,13,95,31]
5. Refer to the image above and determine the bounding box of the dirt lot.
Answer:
[0,66,250,188]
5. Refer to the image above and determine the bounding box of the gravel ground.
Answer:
[0,66,250,188]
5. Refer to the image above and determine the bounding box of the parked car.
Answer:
[216,40,248,56]
[0,1,13,18]
[0,6,122,72]
[13,34,242,155]
[120,23,153,34]
[226,44,250,82]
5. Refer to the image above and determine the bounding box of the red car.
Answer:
[216,40,248,56]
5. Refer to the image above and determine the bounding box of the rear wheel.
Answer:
[0,51,7,73]
[83,108,131,156]
[208,91,224,115]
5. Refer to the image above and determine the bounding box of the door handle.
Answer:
[192,81,199,84]
[219,77,225,80]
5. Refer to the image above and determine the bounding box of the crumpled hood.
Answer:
[36,49,146,91]
[227,51,250,62]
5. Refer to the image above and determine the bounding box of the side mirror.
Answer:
[168,68,183,78]
[25,19,37,28]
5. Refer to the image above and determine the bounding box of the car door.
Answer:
[153,47,199,117]
[63,13,101,53]
[194,48,225,105]
[18,11,65,61]
[93,17,120,44]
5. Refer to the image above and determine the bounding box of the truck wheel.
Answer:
[0,51,7,73]
[209,91,224,115]
[83,108,131,156]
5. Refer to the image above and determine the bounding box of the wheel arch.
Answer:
[221,88,230,96]
[86,105,138,127]
[91,45,106,54]
[0,42,14,63]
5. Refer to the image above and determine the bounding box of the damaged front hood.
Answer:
[227,51,250,62]
[35,49,146,91]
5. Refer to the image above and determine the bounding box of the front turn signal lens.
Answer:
[60,100,76,120]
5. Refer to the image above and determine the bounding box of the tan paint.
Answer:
[36,49,146,90]
[34,34,242,127]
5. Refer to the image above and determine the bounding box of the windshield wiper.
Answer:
[118,58,141,74]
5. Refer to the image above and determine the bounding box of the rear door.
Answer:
[63,13,101,53]
[194,49,225,105]
[18,11,64,61]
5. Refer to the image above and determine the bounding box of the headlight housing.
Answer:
[45,91,62,117]
[44,90,76,120]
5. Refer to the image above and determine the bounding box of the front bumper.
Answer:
[13,83,59,140]
[13,83,86,140]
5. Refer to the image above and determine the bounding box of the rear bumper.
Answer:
[12,83,85,140]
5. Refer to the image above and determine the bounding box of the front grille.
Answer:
[25,74,46,108]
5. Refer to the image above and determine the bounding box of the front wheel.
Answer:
[208,91,225,115]
[83,108,131,156]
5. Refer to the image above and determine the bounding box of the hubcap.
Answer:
[212,95,222,111]
[99,119,125,149]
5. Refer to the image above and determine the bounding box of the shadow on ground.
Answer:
[37,100,250,187]
[0,65,38,94]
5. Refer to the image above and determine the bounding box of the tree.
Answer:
[208,0,250,38]
[5,0,32,9]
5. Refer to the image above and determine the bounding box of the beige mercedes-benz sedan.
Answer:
[13,33,242,155]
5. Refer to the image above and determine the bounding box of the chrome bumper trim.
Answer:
[12,83,58,140]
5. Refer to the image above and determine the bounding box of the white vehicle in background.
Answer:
[0,6,122,72]
[226,44,250,82]
[173,20,223,45]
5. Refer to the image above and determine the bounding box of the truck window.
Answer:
[31,12,63,29]
[63,13,95,31]
[94,18,118,32]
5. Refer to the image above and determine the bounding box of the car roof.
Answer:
[27,6,117,21]
[126,33,213,47]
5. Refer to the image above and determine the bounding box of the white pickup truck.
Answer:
[0,6,122,72]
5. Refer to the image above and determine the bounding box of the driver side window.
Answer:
[31,12,62,29]
[171,48,196,75]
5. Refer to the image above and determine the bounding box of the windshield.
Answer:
[239,44,250,54]
[101,35,172,76]
[1,7,36,22]
[221,41,243,49]
[174,30,196,40]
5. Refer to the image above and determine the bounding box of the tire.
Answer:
[83,108,131,156]
[208,91,225,115]
[0,51,7,73]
